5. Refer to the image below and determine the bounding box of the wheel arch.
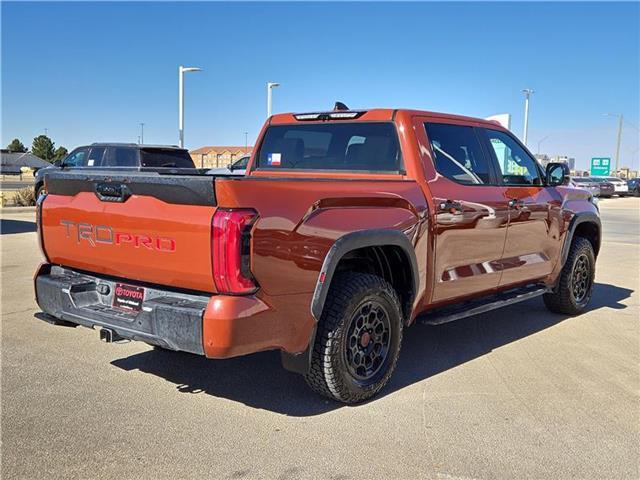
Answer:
[310,229,419,323]
[281,229,419,375]
[561,212,601,267]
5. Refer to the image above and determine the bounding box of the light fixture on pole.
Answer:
[522,89,534,146]
[139,123,145,144]
[537,134,550,154]
[178,66,202,148]
[267,82,280,117]
[604,113,624,174]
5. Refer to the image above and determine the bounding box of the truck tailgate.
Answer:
[41,170,217,293]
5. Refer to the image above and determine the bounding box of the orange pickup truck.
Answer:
[34,106,601,403]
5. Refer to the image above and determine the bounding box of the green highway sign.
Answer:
[590,157,611,176]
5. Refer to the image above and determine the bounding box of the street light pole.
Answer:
[244,131,248,150]
[140,123,145,144]
[267,82,280,117]
[178,65,202,148]
[604,113,624,175]
[615,115,623,174]
[522,89,534,146]
[537,134,550,154]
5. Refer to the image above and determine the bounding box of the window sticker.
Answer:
[87,159,95,166]
[267,153,281,166]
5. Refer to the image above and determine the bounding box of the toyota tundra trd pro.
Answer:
[34,107,601,403]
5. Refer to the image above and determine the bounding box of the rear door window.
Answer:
[108,147,139,167]
[256,122,402,172]
[140,148,195,168]
[424,123,491,185]
[86,147,106,167]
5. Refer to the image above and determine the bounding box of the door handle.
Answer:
[439,200,463,214]
[508,198,525,209]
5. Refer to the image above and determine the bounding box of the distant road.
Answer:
[0,179,34,190]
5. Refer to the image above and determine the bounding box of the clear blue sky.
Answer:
[2,1,639,170]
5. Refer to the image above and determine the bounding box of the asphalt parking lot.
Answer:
[1,197,638,480]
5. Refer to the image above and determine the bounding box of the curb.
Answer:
[0,206,37,214]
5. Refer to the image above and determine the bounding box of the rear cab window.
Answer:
[255,122,403,172]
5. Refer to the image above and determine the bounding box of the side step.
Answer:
[418,284,549,326]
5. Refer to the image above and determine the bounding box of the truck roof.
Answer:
[270,108,504,128]
[88,143,184,150]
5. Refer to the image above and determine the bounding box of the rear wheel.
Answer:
[304,272,403,404]
[544,237,595,315]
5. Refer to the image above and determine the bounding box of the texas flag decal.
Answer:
[267,153,282,166]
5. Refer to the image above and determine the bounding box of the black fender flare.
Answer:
[281,229,419,375]
[560,212,601,268]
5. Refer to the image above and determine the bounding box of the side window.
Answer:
[86,147,106,167]
[109,147,138,167]
[483,129,542,186]
[63,148,88,167]
[424,123,491,185]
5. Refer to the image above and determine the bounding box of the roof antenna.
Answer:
[334,102,349,111]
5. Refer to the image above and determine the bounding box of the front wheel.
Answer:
[304,272,403,404]
[544,236,595,315]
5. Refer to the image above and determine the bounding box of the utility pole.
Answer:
[140,123,145,144]
[244,132,248,150]
[522,89,534,146]
[44,128,48,137]
[267,82,280,117]
[178,65,202,148]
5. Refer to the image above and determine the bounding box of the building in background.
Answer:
[552,155,575,170]
[190,146,253,168]
[1,150,49,175]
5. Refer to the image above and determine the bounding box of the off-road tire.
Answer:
[304,272,403,404]
[543,236,595,315]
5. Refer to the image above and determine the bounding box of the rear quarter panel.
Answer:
[215,177,429,297]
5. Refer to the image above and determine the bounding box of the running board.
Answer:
[418,285,549,326]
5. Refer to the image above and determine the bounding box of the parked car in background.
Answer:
[206,154,250,176]
[598,176,629,196]
[34,143,195,198]
[570,177,601,197]
[626,178,640,197]
[595,179,616,198]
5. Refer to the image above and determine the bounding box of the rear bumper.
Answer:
[34,264,280,358]
[35,264,208,354]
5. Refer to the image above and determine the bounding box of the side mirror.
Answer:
[546,162,570,186]
[226,163,234,171]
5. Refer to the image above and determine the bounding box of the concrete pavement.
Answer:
[1,198,638,479]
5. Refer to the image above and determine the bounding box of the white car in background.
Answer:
[207,154,250,176]
[601,176,629,196]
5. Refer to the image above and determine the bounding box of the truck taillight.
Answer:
[211,208,258,295]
